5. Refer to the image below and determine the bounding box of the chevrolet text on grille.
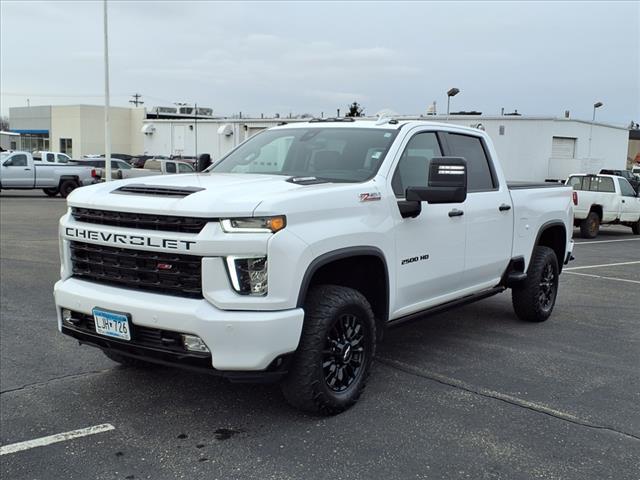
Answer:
[64,227,196,250]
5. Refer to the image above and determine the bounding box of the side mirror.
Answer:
[406,157,467,204]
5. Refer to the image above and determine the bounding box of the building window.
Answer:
[499,125,505,135]
[10,141,17,150]
[60,138,73,157]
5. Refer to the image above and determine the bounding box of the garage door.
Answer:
[551,137,576,159]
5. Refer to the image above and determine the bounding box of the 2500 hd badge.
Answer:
[64,227,196,251]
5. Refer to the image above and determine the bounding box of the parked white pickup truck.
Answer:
[0,151,97,197]
[567,173,640,238]
[54,119,574,414]
[126,159,195,178]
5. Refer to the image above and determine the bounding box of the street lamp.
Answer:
[588,101,604,158]
[446,88,460,120]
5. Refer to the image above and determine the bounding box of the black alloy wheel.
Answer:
[537,263,557,313]
[323,313,366,392]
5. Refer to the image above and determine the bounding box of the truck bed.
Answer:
[508,181,565,189]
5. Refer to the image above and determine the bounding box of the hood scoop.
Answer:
[112,184,205,197]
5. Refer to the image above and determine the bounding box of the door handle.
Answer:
[499,204,511,211]
[24,168,31,171]
[622,200,625,203]
[448,209,464,217]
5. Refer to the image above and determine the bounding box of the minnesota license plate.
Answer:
[93,308,131,341]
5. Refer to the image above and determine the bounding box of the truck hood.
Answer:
[67,173,339,217]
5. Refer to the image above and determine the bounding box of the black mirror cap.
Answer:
[428,157,467,189]
[197,153,212,172]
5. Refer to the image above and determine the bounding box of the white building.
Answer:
[0,131,21,151]
[141,115,628,182]
[9,105,146,158]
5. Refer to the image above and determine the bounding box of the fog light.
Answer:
[182,334,210,353]
[62,309,73,325]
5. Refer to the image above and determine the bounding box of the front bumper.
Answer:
[54,278,304,372]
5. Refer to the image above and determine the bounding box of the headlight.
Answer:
[226,256,268,295]
[220,216,286,233]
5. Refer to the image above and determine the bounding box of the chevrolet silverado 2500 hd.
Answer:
[54,119,574,414]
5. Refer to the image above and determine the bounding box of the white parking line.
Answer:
[0,424,115,456]
[565,261,640,271]
[564,271,640,284]
[575,238,640,245]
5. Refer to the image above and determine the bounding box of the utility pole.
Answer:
[103,0,112,182]
[129,93,144,107]
[194,103,198,160]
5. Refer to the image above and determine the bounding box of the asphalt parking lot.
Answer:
[1,191,639,480]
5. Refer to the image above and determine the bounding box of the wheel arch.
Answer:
[534,220,567,272]
[296,247,390,335]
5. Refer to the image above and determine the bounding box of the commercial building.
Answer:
[0,130,21,151]
[141,115,629,182]
[9,105,146,158]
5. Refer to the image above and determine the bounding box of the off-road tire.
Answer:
[102,350,158,368]
[43,188,59,197]
[281,285,376,415]
[632,219,640,235]
[512,246,559,323]
[579,211,600,239]
[59,180,79,198]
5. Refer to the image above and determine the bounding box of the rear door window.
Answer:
[165,162,177,173]
[445,133,496,192]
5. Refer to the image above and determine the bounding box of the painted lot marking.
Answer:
[0,424,115,456]
[565,261,640,271]
[565,271,640,285]
[575,238,640,245]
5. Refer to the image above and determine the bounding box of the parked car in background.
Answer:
[33,151,75,164]
[126,159,195,178]
[631,166,640,178]
[567,173,640,237]
[599,169,640,193]
[76,158,137,180]
[0,151,97,197]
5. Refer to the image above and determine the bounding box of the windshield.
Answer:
[209,127,398,182]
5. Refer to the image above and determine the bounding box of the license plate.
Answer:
[93,308,131,341]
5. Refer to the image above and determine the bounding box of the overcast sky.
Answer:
[1,1,638,124]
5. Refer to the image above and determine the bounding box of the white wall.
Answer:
[143,116,628,181]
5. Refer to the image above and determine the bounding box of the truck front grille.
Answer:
[70,241,202,298]
[71,207,212,233]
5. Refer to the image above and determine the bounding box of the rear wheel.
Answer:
[512,246,559,323]
[43,188,59,197]
[579,211,600,239]
[59,180,79,198]
[281,285,376,415]
[632,219,640,235]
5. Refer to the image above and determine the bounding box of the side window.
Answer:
[165,162,177,173]
[57,154,69,163]
[446,133,496,192]
[589,177,615,193]
[178,163,194,173]
[46,153,55,163]
[618,178,636,197]
[10,154,28,167]
[567,176,583,190]
[392,132,442,197]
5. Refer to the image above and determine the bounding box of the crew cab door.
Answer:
[1,153,34,187]
[441,133,512,290]
[390,130,467,317]
[617,177,640,221]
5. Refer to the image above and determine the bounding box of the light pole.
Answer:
[446,88,460,121]
[103,0,112,181]
[588,101,603,159]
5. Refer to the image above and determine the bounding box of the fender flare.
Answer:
[533,220,567,271]
[296,246,390,321]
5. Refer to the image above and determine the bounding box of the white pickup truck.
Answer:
[0,151,98,197]
[54,119,574,414]
[33,151,75,164]
[567,173,640,238]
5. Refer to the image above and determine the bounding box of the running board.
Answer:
[387,286,505,328]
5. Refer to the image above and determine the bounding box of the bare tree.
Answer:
[345,102,364,117]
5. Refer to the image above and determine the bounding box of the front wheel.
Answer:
[512,246,559,322]
[281,285,376,415]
